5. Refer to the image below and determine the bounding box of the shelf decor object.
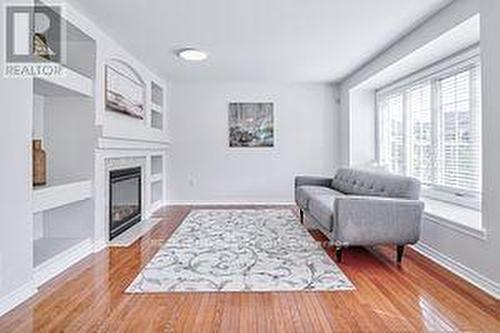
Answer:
[229,102,274,147]
[33,33,53,60]
[105,64,145,119]
[33,139,47,186]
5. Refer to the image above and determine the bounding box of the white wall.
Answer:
[44,97,94,185]
[349,89,376,166]
[168,82,339,203]
[339,0,500,296]
[0,0,35,305]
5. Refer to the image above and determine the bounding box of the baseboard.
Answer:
[147,200,165,216]
[34,238,93,287]
[0,281,37,317]
[166,201,295,206]
[411,242,500,300]
[93,238,107,253]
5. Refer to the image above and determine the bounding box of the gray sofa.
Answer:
[295,168,424,263]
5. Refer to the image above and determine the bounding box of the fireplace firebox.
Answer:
[109,167,142,240]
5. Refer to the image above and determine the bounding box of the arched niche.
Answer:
[104,58,146,119]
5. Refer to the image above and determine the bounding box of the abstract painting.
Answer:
[229,102,274,147]
[105,65,145,119]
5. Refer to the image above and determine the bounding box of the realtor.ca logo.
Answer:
[4,4,64,78]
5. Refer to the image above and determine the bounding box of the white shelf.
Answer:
[151,180,163,205]
[33,180,92,213]
[151,155,163,176]
[151,109,163,130]
[151,102,163,113]
[151,81,164,107]
[34,67,93,98]
[150,174,162,183]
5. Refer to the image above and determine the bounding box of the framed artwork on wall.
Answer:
[105,65,145,119]
[229,102,274,147]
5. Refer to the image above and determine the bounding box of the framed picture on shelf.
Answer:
[105,65,145,119]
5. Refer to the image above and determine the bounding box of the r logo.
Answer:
[5,4,61,63]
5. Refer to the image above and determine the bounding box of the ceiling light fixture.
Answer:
[178,48,208,61]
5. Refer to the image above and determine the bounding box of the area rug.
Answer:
[126,209,354,293]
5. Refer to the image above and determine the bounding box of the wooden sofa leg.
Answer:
[299,209,304,223]
[335,246,343,263]
[397,245,405,263]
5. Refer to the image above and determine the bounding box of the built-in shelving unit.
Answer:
[151,180,163,205]
[150,155,164,205]
[150,174,163,183]
[32,180,92,213]
[34,67,93,98]
[150,82,164,130]
[31,1,97,285]
[33,237,93,286]
[151,155,163,176]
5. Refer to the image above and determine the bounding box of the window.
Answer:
[377,51,482,210]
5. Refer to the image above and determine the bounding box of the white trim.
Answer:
[424,212,486,241]
[411,242,500,300]
[0,282,37,317]
[34,67,93,98]
[33,238,93,287]
[422,197,485,240]
[108,217,163,247]
[166,201,295,206]
[146,199,165,216]
[97,137,170,150]
[423,186,481,211]
[32,180,93,213]
[150,174,162,183]
[93,238,107,253]
[151,102,163,113]
[377,45,480,95]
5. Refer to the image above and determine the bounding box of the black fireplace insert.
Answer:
[109,167,142,240]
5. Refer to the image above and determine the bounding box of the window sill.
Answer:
[422,197,487,241]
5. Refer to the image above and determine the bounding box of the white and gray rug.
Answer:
[126,209,354,293]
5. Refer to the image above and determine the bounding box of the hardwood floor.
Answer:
[0,205,499,332]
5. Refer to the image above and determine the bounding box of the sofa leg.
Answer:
[397,245,405,263]
[335,246,343,263]
[299,209,304,224]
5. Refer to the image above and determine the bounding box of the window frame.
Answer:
[375,46,482,211]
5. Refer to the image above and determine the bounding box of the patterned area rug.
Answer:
[126,209,354,293]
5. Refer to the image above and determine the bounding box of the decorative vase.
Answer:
[33,139,47,186]
[33,33,51,60]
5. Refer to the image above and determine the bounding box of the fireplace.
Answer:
[109,167,141,240]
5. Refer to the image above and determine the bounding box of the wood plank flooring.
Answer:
[0,205,499,332]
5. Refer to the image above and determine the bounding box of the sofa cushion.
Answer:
[295,185,344,210]
[296,186,345,232]
[308,194,340,232]
[330,168,421,200]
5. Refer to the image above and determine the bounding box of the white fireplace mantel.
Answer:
[93,143,167,252]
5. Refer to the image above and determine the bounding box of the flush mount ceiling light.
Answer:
[177,48,208,61]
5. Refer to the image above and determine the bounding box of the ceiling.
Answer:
[66,0,453,83]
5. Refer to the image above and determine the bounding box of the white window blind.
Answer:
[377,51,482,210]
[379,93,404,175]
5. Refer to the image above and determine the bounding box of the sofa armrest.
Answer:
[333,196,424,246]
[295,176,333,189]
